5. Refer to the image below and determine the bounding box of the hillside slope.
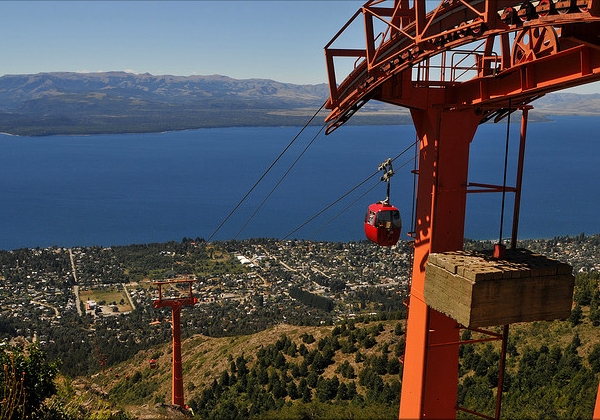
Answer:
[60,321,406,419]
[53,307,600,419]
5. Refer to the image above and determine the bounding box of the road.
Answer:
[69,249,83,316]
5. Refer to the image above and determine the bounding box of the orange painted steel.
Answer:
[400,105,480,418]
[595,384,600,419]
[323,0,600,418]
[325,0,600,133]
[153,280,197,409]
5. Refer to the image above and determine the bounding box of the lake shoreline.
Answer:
[0,111,566,137]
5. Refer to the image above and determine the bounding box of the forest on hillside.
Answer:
[77,275,600,420]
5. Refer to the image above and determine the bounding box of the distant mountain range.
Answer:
[0,72,333,136]
[531,91,600,115]
[0,71,597,136]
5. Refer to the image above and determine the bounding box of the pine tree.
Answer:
[570,303,583,326]
[589,293,600,326]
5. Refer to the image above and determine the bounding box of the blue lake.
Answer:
[0,116,598,250]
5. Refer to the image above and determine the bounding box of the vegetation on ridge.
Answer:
[0,235,598,418]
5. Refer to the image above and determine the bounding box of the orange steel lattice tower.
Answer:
[323,0,600,418]
[152,279,197,409]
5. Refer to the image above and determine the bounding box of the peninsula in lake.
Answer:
[0,71,597,136]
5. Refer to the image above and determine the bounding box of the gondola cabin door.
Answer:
[364,202,401,246]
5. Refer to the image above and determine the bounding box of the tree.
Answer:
[287,381,300,400]
[301,333,315,344]
[341,338,357,354]
[315,376,328,402]
[298,378,310,402]
[270,375,286,400]
[307,371,318,388]
[362,336,377,349]
[570,304,583,326]
[589,344,600,374]
[387,356,401,375]
[373,354,389,375]
[346,381,358,400]
[311,352,326,374]
[574,273,597,306]
[219,371,230,388]
[335,360,355,379]
[298,360,309,377]
[315,376,339,402]
[257,367,269,385]
[589,294,600,326]
[273,351,286,369]
[0,344,60,419]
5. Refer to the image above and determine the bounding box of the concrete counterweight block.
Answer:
[423,249,575,328]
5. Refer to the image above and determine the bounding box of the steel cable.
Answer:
[283,140,418,240]
[233,123,327,240]
[207,101,326,242]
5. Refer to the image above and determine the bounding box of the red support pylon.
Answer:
[400,105,481,418]
[153,279,197,409]
[322,1,600,417]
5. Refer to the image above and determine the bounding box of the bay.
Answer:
[0,116,598,251]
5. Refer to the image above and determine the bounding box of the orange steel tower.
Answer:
[323,0,600,418]
[152,279,197,409]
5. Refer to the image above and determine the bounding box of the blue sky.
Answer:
[1,1,365,84]
[1,0,597,92]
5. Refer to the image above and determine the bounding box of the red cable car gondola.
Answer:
[364,202,402,246]
[364,158,402,247]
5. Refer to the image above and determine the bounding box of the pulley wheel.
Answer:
[512,26,560,65]
[537,0,552,16]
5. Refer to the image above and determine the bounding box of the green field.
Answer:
[80,287,132,312]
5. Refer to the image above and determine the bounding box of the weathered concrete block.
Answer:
[423,249,574,327]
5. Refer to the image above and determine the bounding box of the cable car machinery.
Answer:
[323,0,600,418]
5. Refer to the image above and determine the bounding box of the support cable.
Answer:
[492,104,513,420]
[207,101,326,242]
[410,133,419,237]
[233,123,326,239]
[498,100,512,246]
[282,171,379,240]
[307,154,416,240]
[308,179,381,240]
[283,140,418,240]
